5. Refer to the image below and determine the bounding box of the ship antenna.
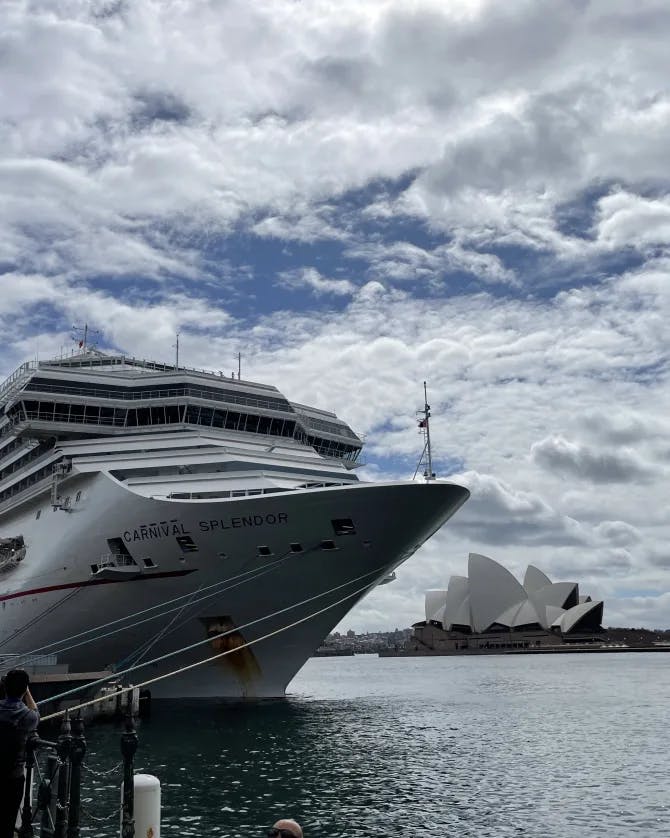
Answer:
[413,381,436,482]
[71,323,100,352]
[173,332,180,370]
[237,352,241,380]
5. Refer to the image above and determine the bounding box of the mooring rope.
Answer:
[11,551,296,665]
[115,583,206,670]
[39,573,377,722]
[112,545,304,670]
[0,588,81,654]
[37,562,384,710]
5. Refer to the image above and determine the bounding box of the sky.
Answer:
[1,0,669,631]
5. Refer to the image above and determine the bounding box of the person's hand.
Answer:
[23,687,37,711]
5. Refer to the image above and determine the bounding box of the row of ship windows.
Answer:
[1,465,352,511]
[10,401,360,460]
[25,380,291,413]
[25,379,359,441]
[0,464,53,505]
[299,416,360,440]
[0,437,24,459]
[18,401,295,434]
[0,440,53,483]
[88,519,358,572]
[165,482,346,500]
[90,539,353,573]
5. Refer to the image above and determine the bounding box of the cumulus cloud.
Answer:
[346,240,516,285]
[448,470,587,548]
[276,267,356,296]
[578,409,669,447]
[594,191,670,251]
[1,0,668,278]
[530,435,658,484]
[1,0,670,630]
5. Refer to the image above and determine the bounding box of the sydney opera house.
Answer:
[413,553,604,653]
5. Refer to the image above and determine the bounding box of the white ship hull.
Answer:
[0,472,468,698]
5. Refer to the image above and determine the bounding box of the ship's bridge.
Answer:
[0,351,363,512]
[0,350,362,462]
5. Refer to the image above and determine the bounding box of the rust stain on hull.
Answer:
[202,616,262,696]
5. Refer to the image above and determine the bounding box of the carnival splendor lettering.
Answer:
[199,513,288,531]
[123,513,288,542]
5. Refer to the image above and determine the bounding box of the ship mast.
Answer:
[72,323,100,353]
[413,380,436,482]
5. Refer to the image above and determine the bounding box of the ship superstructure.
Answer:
[0,350,469,697]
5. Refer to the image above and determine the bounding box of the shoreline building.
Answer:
[412,553,604,653]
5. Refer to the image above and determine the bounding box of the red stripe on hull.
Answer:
[0,568,197,602]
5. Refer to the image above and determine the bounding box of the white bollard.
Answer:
[133,773,161,838]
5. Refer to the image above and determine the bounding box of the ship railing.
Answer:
[98,553,137,569]
[0,653,59,672]
[46,351,277,390]
[23,381,291,412]
[0,360,37,407]
[23,410,128,427]
[16,411,361,454]
[165,486,289,500]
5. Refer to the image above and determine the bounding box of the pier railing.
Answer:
[19,713,85,838]
[17,711,141,838]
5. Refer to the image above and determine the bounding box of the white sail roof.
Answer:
[551,600,604,633]
[523,564,552,593]
[468,553,527,633]
[443,576,470,630]
[424,555,603,636]
[425,590,448,623]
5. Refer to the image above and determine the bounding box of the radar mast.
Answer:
[413,381,436,482]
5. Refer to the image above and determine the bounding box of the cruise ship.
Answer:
[0,349,469,698]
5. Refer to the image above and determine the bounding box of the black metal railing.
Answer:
[17,710,139,838]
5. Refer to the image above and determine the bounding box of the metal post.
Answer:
[53,714,72,838]
[40,754,59,838]
[423,381,434,481]
[120,712,138,838]
[66,715,86,838]
[18,734,37,838]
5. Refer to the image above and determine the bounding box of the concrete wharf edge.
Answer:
[378,645,670,657]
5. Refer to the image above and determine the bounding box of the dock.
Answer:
[1,656,144,721]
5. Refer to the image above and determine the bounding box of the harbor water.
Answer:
[79,653,669,837]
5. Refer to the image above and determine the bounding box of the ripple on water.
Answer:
[77,653,670,837]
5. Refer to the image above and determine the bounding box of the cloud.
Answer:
[593,520,642,548]
[277,267,356,297]
[448,470,587,548]
[578,409,669,447]
[346,240,516,285]
[1,0,670,632]
[604,592,670,629]
[594,191,670,251]
[530,435,658,484]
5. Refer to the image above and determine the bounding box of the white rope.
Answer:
[37,562,384,708]
[116,583,206,670]
[40,576,374,722]
[14,553,294,664]
[0,588,81,654]
[113,546,301,670]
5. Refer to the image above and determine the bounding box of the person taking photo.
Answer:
[0,669,40,838]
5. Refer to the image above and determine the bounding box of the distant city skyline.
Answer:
[2,0,669,630]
